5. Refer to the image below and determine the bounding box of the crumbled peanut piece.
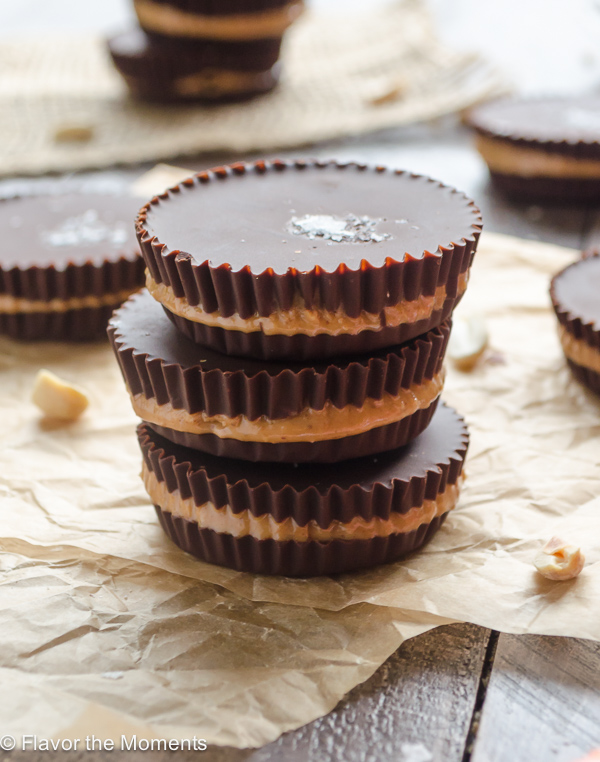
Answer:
[369,77,409,106]
[32,369,89,421]
[534,536,585,581]
[54,124,94,143]
[448,315,489,371]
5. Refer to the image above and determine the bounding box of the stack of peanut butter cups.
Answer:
[108,0,304,102]
[109,159,482,576]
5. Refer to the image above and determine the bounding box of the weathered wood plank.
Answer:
[201,623,490,762]
[470,634,600,762]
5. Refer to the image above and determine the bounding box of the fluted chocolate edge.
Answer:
[137,410,469,526]
[156,508,449,577]
[163,299,456,360]
[135,159,482,319]
[467,97,600,160]
[566,359,600,397]
[108,295,450,417]
[0,255,144,301]
[550,256,600,351]
[0,304,124,342]
[146,401,440,462]
[489,173,600,204]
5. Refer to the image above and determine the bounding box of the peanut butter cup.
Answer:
[139,402,469,576]
[551,254,600,395]
[133,0,304,41]
[108,29,281,102]
[467,96,600,203]
[136,160,481,360]
[109,289,450,462]
[0,194,144,341]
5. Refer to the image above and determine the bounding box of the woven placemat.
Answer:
[0,0,505,176]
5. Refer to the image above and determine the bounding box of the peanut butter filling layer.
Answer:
[131,371,444,443]
[147,271,467,337]
[476,135,600,179]
[144,463,462,542]
[174,68,275,97]
[558,324,600,373]
[0,287,138,315]
[134,0,304,40]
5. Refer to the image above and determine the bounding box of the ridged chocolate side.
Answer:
[566,360,600,397]
[0,257,144,301]
[137,403,469,527]
[550,256,600,351]
[0,304,126,342]
[155,508,449,577]
[490,172,600,205]
[163,297,458,360]
[135,160,481,322]
[108,290,450,419]
[108,29,283,79]
[147,401,439,463]
[117,65,280,102]
[136,0,297,16]
[467,97,600,160]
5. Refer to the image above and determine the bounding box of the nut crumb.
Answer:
[448,315,489,371]
[534,536,585,581]
[369,77,409,106]
[54,124,94,143]
[32,369,89,421]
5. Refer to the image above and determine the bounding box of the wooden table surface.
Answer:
[2,2,600,761]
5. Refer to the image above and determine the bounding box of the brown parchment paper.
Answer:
[1,231,599,743]
[0,0,505,176]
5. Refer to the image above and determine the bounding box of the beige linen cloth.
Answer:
[0,0,504,176]
[1,231,599,746]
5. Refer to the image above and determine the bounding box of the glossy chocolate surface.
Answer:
[0,194,141,269]
[140,162,481,273]
[552,255,600,328]
[111,287,446,377]
[468,96,600,156]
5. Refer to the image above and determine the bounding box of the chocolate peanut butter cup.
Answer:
[133,0,304,41]
[467,96,600,203]
[0,194,144,341]
[551,254,600,395]
[108,29,281,102]
[109,289,450,462]
[138,402,469,576]
[136,159,481,360]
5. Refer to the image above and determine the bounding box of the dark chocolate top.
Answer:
[0,194,142,269]
[468,96,600,157]
[140,402,467,493]
[139,161,481,274]
[552,255,600,329]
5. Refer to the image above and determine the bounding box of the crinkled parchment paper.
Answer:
[0,0,505,176]
[1,232,599,743]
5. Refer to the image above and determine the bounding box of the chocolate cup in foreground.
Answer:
[138,403,469,576]
[109,289,450,462]
[133,0,304,41]
[0,194,145,341]
[466,96,600,204]
[551,253,600,396]
[137,159,481,360]
[108,29,281,103]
